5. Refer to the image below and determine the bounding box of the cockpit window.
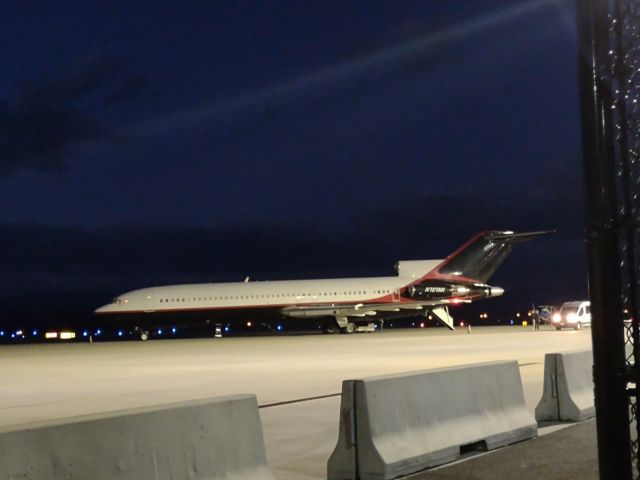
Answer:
[113,297,129,305]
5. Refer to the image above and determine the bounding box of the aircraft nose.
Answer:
[94,304,113,314]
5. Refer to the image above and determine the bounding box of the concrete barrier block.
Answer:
[0,395,274,480]
[328,360,537,480]
[535,349,594,422]
[327,380,358,479]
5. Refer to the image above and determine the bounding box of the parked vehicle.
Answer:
[551,301,591,330]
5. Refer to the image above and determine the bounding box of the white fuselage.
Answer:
[95,260,443,315]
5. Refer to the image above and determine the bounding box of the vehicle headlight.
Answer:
[567,313,577,323]
[552,313,561,323]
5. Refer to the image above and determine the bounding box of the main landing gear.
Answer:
[322,324,339,334]
[343,322,356,334]
[322,318,358,334]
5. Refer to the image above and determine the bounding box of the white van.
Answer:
[551,301,591,330]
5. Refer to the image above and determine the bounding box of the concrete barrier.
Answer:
[535,349,595,422]
[0,395,274,480]
[327,360,537,480]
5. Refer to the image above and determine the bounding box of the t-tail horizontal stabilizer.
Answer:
[432,306,455,330]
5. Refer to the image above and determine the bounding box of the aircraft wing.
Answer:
[280,300,462,328]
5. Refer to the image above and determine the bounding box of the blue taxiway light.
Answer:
[224,326,230,332]
[32,330,38,336]
[95,329,102,335]
[157,329,163,335]
[0,331,4,336]
[171,327,177,334]
[276,325,283,331]
[82,331,89,337]
[117,330,124,337]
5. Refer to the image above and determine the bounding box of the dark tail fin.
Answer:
[426,230,552,284]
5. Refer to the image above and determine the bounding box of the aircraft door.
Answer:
[392,289,400,302]
[144,291,156,313]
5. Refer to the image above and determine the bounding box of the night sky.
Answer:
[0,0,586,328]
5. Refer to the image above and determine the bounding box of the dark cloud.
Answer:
[22,53,125,106]
[0,223,379,281]
[350,192,585,246]
[104,74,149,106]
[0,53,147,175]
[0,190,586,296]
[0,101,107,174]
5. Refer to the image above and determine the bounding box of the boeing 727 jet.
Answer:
[95,230,548,339]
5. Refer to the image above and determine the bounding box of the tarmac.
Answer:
[0,326,597,479]
[412,419,598,479]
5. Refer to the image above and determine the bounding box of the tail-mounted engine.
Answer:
[406,281,503,302]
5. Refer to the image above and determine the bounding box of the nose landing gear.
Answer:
[134,327,149,341]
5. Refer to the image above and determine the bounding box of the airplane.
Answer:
[95,230,548,340]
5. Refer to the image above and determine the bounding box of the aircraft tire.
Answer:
[322,325,338,334]
[555,327,562,331]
